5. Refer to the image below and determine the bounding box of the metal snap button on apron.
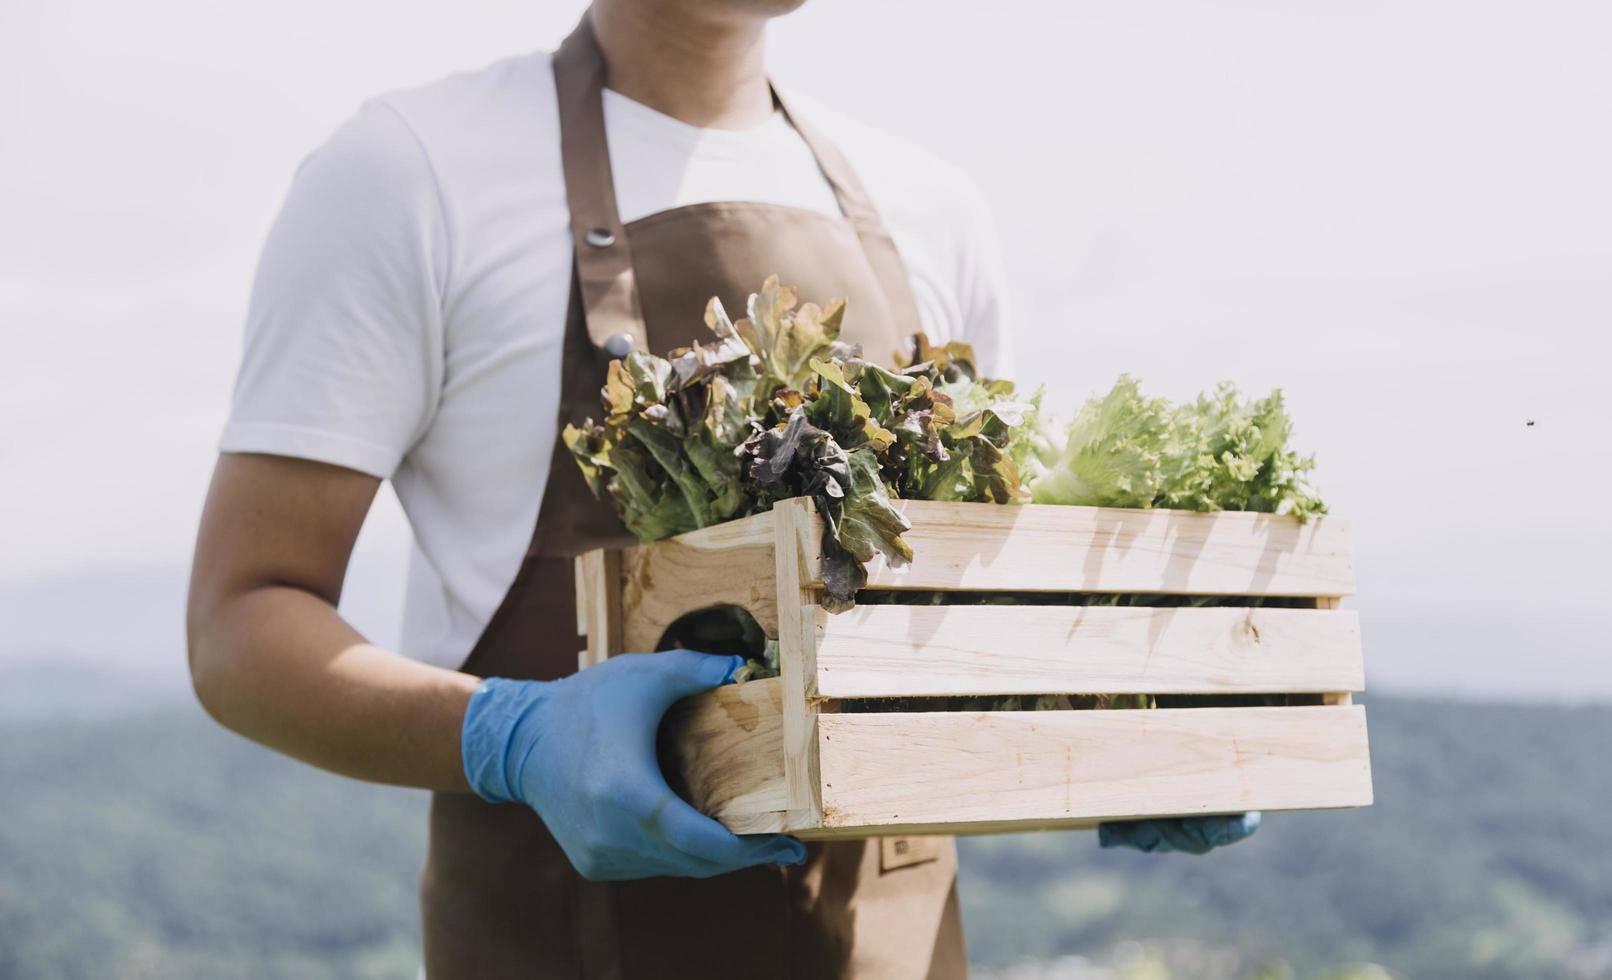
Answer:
[603,332,634,357]
[584,227,615,248]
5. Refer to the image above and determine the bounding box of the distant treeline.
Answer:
[2,695,1609,979]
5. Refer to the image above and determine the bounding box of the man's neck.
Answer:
[588,2,773,130]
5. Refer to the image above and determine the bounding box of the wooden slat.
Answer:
[665,682,1372,838]
[773,499,825,830]
[574,558,590,639]
[814,605,1364,698]
[574,556,590,671]
[620,510,781,652]
[574,550,622,670]
[815,705,1372,830]
[810,501,1353,597]
[660,679,1140,837]
[797,818,1104,840]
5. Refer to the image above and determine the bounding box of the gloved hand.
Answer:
[1098,812,1261,855]
[461,649,807,881]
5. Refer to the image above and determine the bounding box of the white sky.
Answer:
[2,0,1609,700]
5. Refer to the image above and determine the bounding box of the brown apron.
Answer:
[419,16,968,980]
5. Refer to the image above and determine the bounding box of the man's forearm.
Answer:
[189,583,477,793]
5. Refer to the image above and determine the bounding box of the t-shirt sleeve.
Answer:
[953,178,1015,380]
[220,100,449,479]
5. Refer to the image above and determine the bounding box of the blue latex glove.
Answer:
[1098,812,1261,855]
[461,650,807,881]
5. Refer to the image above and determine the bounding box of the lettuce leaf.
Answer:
[818,449,913,610]
[1028,376,1326,518]
[1029,375,1177,508]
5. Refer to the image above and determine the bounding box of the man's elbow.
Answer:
[185,597,238,728]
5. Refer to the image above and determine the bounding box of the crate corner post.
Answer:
[574,548,624,671]
[773,498,826,832]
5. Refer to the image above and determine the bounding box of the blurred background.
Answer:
[2,0,1608,977]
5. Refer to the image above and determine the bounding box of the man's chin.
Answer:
[726,0,811,18]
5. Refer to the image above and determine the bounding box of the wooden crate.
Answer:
[575,498,1372,839]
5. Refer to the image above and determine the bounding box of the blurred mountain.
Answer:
[1,686,1609,979]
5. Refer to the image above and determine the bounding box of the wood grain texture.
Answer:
[773,499,824,829]
[574,556,591,672]
[814,605,1365,698]
[574,558,590,639]
[795,817,1104,840]
[659,680,1173,838]
[661,678,788,834]
[634,499,1371,836]
[663,684,1371,838]
[814,501,1353,597]
[619,511,781,652]
[574,549,622,670]
[814,705,1372,829]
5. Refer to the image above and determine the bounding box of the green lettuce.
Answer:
[1028,375,1180,508]
[1028,376,1325,518]
[564,276,1045,610]
[1161,384,1327,519]
[567,280,1328,618]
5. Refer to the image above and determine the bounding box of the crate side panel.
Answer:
[661,678,787,834]
[815,605,1364,697]
[816,706,1372,829]
[823,502,1353,596]
[620,511,779,652]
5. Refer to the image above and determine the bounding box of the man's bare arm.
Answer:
[186,453,476,792]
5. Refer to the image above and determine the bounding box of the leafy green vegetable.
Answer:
[563,276,1035,610]
[824,449,914,602]
[1161,383,1327,519]
[1028,375,1326,518]
[1028,375,1180,508]
[565,279,1327,621]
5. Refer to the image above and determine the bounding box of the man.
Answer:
[187,2,1256,977]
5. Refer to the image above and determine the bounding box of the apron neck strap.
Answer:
[552,14,922,355]
[770,88,879,230]
[554,16,646,354]
[774,86,925,348]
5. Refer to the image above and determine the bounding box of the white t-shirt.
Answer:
[223,51,1013,669]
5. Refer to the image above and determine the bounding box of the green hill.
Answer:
[2,692,1609,979]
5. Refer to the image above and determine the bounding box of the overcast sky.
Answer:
[2,0,1608,700]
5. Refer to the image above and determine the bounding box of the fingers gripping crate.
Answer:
[575,498,1372,839]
